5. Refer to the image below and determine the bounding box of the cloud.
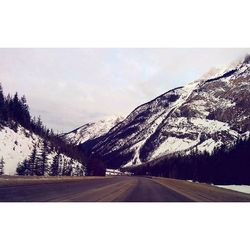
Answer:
[0,48,249,132]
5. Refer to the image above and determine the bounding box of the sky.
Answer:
[0,48,249,132]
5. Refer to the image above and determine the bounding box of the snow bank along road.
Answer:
[0,176,250,202]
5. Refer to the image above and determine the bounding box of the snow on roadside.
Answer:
[187,180,250,195]
[216,185,250,194]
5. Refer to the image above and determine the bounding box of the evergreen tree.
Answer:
[62,159,73,176]
[36,141,49,176]
[0,157,5,175]
[74,164,85,176]
[10,93,19,120]
[29,145,38,176]
[4,94,12,122]
[50,153,60,176]
[16,159,30,176]
[36,116,43,135]
[0,83,7,122]
[19,95,31,128]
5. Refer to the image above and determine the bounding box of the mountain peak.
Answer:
[243,54,250,64]
[64,115,124,145]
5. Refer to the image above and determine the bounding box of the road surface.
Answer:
[0,176,250,202]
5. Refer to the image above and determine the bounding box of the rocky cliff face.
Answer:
[81,56,250,169]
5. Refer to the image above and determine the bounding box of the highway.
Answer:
[0,176,250,202]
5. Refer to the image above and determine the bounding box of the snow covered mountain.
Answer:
[81,55,250,169]
[63,115,124,145]
[0,124,85,175]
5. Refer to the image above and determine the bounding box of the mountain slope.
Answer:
[81,56,250,169]
[63,115,124,145]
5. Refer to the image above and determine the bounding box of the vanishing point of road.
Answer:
[0,176,250,202]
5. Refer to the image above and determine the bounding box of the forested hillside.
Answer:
[0,83,106,176]
[129,138,250,185]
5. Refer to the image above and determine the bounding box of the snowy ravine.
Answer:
[0,125,85,175]
[63,115,124,145]
[80,55,250,169]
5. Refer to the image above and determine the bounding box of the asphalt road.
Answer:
[0,176,250,202]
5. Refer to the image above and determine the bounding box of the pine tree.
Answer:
[50,153,60,176]
[69,159,74,175]
[29,145,38,176]
[62,159,73,176]
[11,93,19,120]
[36,141,49,176]
[19,95,31,128]
[36,116,43,135]
[16,159,30,176]
[0,83,6,122]
[0,157,5,175]
[74,164,85,176]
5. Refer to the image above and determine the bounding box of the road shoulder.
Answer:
[152,177,250,202]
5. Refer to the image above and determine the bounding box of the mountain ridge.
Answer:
[63,115,124,145]
[79,55,250,169]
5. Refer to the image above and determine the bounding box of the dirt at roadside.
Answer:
[0,175,111,187]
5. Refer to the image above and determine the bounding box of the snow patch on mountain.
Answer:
[64,115,124,145]
[123,140,145,167]
[196,138,222,154]
[151,137,199,159]
[191,118,230,132]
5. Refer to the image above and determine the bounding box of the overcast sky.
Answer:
[0,48,249,132]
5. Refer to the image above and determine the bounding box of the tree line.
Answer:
[128,138,250,185]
